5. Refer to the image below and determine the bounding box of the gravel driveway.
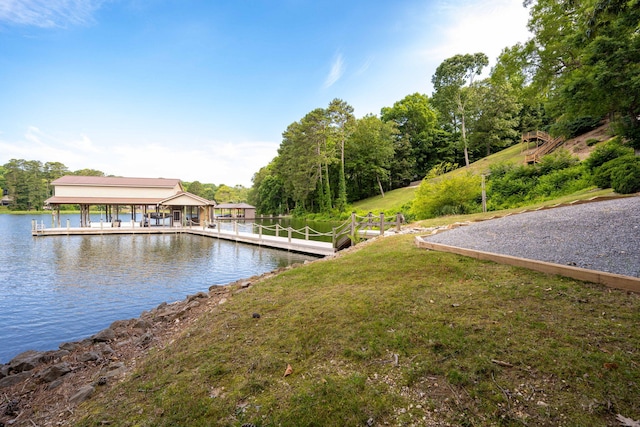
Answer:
[422,196,640,278]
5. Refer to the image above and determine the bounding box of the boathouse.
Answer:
[45,176,216,227]
[214,202,256,220]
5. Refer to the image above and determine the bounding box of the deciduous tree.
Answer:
[432,53,489,167]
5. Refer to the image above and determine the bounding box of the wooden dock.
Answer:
[32,212,405,257]
[32,224,336,257]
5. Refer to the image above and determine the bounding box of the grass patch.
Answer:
[74,233,640,426]
[352,185,417,214]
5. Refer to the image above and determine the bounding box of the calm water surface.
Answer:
[0,214,316,363]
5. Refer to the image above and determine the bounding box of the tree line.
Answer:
[0,160,247,211]
[248,0,639,216]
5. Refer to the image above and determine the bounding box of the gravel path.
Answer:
[423,196,640,278]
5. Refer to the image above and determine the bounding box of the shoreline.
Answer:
[0,266,296,426]
[0,231,376,426]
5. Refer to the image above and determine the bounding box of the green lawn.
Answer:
[75,232,640,426]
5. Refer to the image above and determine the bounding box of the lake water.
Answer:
[0,214,317,363]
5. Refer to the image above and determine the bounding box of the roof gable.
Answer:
[160,192,214,206]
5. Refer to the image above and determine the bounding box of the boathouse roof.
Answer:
[51,176,183,189]
[215,203,255,209]
[45,175,194,206]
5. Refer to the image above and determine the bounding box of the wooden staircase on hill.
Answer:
[522,131,564,164]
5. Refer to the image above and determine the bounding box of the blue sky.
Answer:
[0,0,531,187]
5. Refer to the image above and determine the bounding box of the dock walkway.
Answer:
[32,224,336,257]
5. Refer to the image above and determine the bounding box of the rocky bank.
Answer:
[0,269,289,427]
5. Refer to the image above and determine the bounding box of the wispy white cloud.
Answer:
[323,53,345,89]
[0,0,106,28]
[355,55,374,76]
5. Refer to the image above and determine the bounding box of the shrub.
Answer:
[610,158,640,194]
[487,164,538,208]
[537,150,579,175]
[584,138,634,171]
[533,165,589,198]
[411,173,482,219]
[592,155,639,190]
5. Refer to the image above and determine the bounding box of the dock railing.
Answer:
[33,212,405,251]
[210,212,404,249]
[332,212,405,249]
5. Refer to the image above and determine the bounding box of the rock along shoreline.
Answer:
[0,264,298,427]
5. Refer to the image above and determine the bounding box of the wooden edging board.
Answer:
[415,236,640,294]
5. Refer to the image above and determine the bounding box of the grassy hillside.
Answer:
[352,143,528,214]
[75,233,640,426]
[352,126,617,216]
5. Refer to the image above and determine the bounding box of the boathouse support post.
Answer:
[234,221,238,235]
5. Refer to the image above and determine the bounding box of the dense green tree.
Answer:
[326,98,355,211]
[259,175,289,215]
[470,78,522,157]
[73,168,105,176]
[344,115,397,201]
[214,184,248,203]
[44,162,70,182]
[248,165,289,215]
[432,53,489,167]
[186,181,205,197]
[381,93,443,181]
[525,0,640,148]
[201,184,218,201]
[491,43,551,134]
[275,108,337,213]
[0,165,6,195]
[3,159,48,210]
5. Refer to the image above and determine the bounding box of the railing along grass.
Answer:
[75,234,640,426]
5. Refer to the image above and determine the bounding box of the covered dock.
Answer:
[214,202,256,220]
[45,176,216,228]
